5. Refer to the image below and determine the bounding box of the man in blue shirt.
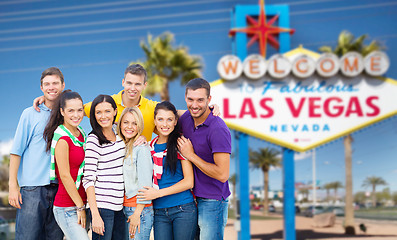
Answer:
[9,67,65,240]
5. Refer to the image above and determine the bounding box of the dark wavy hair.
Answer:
[185,78,210,97]
[40,67,64,86]
[44,90,83,152]
[154,101,181,174]
[89,94,117,145]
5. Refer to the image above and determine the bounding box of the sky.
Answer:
[0,0,396,198]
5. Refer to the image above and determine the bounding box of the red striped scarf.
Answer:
[149,136,186,189]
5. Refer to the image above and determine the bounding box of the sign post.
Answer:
[283,148,296,240]
[235,131,250,240]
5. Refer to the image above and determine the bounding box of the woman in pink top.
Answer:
[43,90,88,240]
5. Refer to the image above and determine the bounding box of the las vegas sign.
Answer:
[211,47,396,152]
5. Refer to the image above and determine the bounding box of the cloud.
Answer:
[270,166,281,171]
[294,151,312,161]
[0,139,13,156]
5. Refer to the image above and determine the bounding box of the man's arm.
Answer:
[177,136,230,183]
[34,95,91,117]
[83,102,92,117]
[177,110,186,117]
[33,96,45,112]
[8,154,22,208]
[176,104,221,117]
[9,110,32,208]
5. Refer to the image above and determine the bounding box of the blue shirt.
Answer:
[179,111,232,201]
[152,143,194,209]
[10,103,52,187]
[124,145,153,205]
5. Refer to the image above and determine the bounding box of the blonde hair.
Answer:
[117,107,144,160]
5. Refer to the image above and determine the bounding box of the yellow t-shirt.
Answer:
[84,90,158,141]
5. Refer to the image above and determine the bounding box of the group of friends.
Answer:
[8,64,232,240]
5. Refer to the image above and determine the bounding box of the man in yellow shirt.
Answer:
[84,64,157,141]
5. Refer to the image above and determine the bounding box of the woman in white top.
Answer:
[82,94,126,240]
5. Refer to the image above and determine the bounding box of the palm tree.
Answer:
[229,173,237,211]
[249,147,281,216]
[319,30,383,57]
[323,182,334,201]
[362,176,387,207]
[2,155,10,165]
[0,155,10,191]
[329,181,343,202]
[0,165,8,191]
[132,32,202,101]
[299,188,309,201]
[319,30,383,235]
[343,134,354,234]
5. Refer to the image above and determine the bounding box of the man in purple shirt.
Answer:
[178,78,232,240]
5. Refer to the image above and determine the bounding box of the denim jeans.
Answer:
[153,202,197,240]
[53,206,89,240]
[15,184,63,240]
[88,208,125,240]
[196,197,229,240]
[123,206,154,240]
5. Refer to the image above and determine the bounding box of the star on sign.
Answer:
[229,0,295,57]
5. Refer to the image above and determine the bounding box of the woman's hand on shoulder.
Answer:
[210,104,221,117]
[137,186,160,201]
[133,135,147,146]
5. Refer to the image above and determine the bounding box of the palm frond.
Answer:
[318,30,382,57]
[318,46,333,53]
[131,32,203,101]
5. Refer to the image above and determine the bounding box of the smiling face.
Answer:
[120,112,139,140]
[40,75,65,103]
[122,73,147,104]
[185,88,211,120]
[94,102,117,129]
[61,98,84,129]
[154,109,177,138]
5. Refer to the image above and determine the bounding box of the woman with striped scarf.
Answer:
[43,90,88,240]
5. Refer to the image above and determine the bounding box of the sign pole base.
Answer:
[283,148,296,240]
[236,131,250,240]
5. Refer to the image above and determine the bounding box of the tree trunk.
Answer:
[326,189,330,201]
[334,189,337,203]
[160,79,170,101]
[233,183,237,214]
[372,185,376,208]
[344,134,355,234]
[263,171,269,216]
